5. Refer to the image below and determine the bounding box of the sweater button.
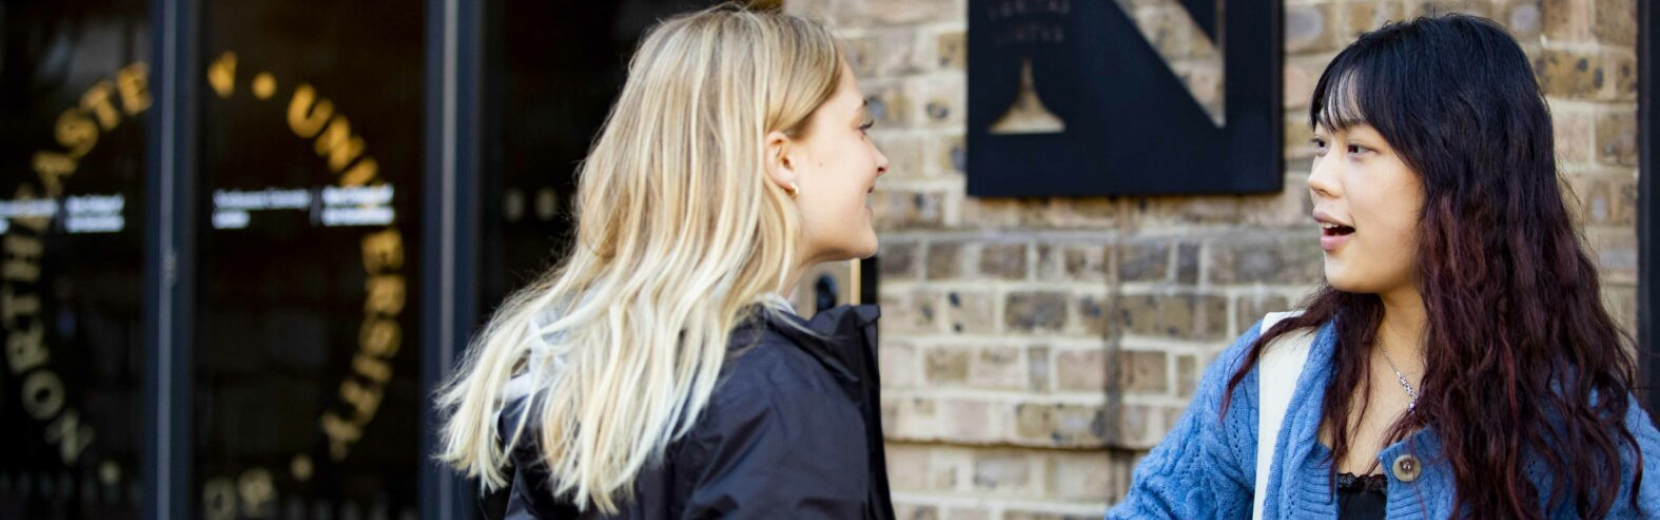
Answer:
[1391,454,1421,482]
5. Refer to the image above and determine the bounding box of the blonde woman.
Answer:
[436,5,893,520]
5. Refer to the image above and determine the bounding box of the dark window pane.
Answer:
[0,1,151,519]
[194,1,423,519]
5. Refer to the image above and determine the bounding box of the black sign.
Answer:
[968,0,1282,196]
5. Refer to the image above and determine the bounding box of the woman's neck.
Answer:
[1375,285,1429,371]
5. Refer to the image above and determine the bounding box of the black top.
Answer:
[495,305,895,520]
[1336,472,1388,520]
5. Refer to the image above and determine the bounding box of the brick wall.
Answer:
[786,0,1639,517]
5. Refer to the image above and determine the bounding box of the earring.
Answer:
[786,182,800,198]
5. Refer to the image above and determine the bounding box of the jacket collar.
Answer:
[753,304,880,384]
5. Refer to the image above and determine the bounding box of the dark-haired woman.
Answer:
[1107,14,1660,520]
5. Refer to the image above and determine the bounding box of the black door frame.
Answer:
[142,0,197,517]
[1641,0,1659,416]
[420,0,485,518]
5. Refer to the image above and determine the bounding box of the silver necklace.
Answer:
[1378,344,1420,413]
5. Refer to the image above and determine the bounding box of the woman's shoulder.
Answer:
[1188,312,1332,412]
[714,315,849,405]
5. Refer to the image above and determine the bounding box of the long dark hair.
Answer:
[1223,15,1643,519]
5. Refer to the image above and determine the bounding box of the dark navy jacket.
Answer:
[497,305,894,520]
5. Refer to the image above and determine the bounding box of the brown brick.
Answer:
[1554,109,1594,165]
[929,133,966,176]
[1593,0,1636,47]
[894,503,940,520]
[1595,110,1637,167]
[1175,242,1201,284]
[1050,451,1114,501]
[1013,403,1107,447]
[881,291,942,335]
[864,81,913,128]
[969,347,1026,390]
[882,342,921,389]
[941,399,1002,444]
[1175,354,1201,398]
[930,448,969,490]
[1603,283,1637,334]
[927,241,964,280]
[1609,51,1637,101]
[1236,293,1294,335]
[946,290,998,334]
[936,30,966,71]
[886,444,932,491]
[970,452,1031,491]
[845,29,919,78]
[1111,349,1169,395]
[1534,49,1602,99]
[1285,5,1336,54]
[1055,349,1106,392]
[1037,243,1106,281]
[883,396,939,440]
[1028,346,1051,392]
[1284,59,1316,111]
[1565,174,1638,227]
[872,190,946,229]
[1103,403,1160,449]
[1285,113,1317,160]
[1345,1,1380,37]
[912,77,965,129]
[1208,236,1322,285]
[1505,1,1542,40]
[1418,0,1491,18]
[880,240,921,280]
[1041,198,1124,228]
[978,243,1029,280]
[853,0,957,26]
[1114,293,1229,340]
[944,509,989,520]
[1587,228,1637,285]
[1116,239,1170,282]
[1196,293,1229,339]
[1078,295,1110,336]
[1005,292,1068,332]
[1134,195,1292,227]
[925,347,971,384]
[873,133,928,180]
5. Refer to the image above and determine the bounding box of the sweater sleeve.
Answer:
[1609,394,1660,519]
[1106,322,1264,520]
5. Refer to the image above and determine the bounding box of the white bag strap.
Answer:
[1252,311,1314,520]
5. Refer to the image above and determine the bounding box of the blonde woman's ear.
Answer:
[763,130,799,196]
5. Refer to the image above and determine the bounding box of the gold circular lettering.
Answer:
[20,371,64,420]
[290,455,313,482]
[252,73,277,100]
[237,468,275,517]
[201,477,237,520]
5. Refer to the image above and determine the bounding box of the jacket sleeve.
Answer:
[1106,323,1263,520]
[677,382,870,520]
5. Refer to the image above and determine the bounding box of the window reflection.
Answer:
[193,0,424,518]
[0,1,150,518]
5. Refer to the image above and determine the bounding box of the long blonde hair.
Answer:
[435,5,844,514]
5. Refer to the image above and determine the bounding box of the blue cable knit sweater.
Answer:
[1107,319,1660,519]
